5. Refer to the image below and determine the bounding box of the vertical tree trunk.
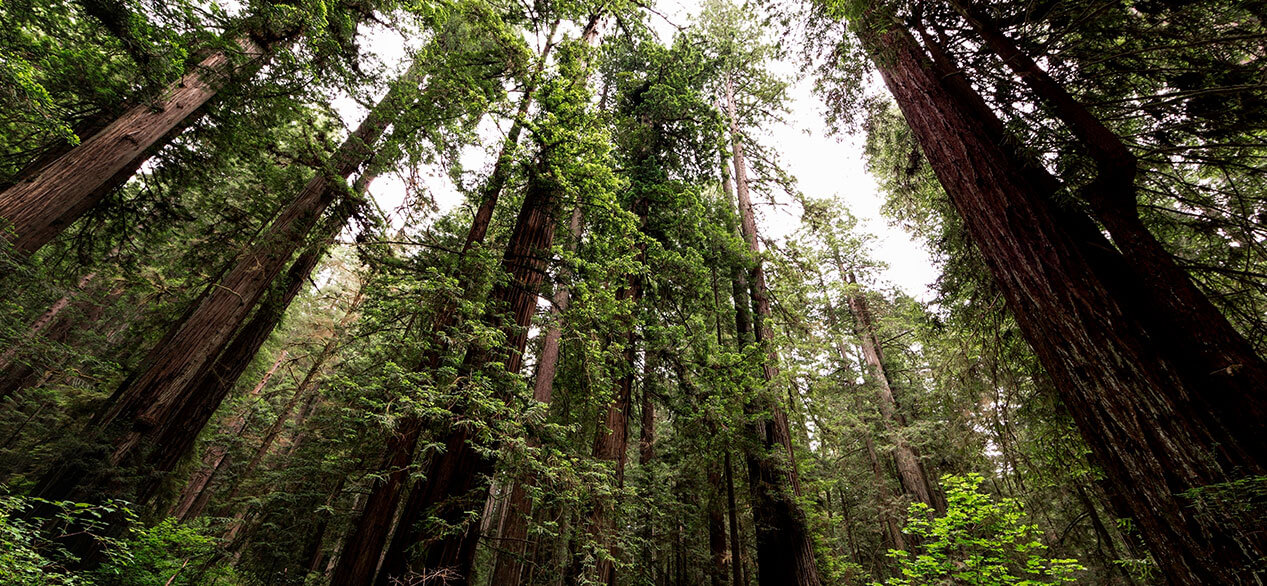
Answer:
[490,203,583,586]
[372,157,563,586]
[842,272,942,513]
[368,20,603,584]
[330,54,558,583]
[724,75,822,586]
[725,452,747,586]
[857,13,1267,584]
[0,38,266,257]
[708,468,730,586]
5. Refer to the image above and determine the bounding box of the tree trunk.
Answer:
[814,269,908,554]
[724,74,822,586]
[725,452,747,586]
[857,14,1267,584]
[222,285,364,504]
[842,272,942,513]
[31,60,416,512]
[0,38,266,257]
[709,468,730,586]
[330,64,555,586]
[489,202,583,586]
[368,19,603,584]
[169,349,285,522]
[372,154,563,586]
[0,271,99,372]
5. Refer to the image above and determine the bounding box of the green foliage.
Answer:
[877,474,1083,586]
[0,491,232,585]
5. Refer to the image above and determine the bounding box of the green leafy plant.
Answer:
[876,474,1083,585]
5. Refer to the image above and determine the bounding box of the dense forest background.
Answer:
[1,0,1265,584]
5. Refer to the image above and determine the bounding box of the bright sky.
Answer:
[344,0,938,300]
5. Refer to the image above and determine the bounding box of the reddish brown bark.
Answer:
[725,74,822,586]
[858,14,1267,584]
[489,202,583,586]
[374,161,562,586]
[843,272,942,513]
[709,468,730,586]
[725,452,748,586]
[31,63,413,514]
[360,23,596,585]
[0,39,266,257]
[330,86,545,586]
[168,349,285,521]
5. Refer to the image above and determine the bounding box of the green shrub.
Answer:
[876,474,1083,586]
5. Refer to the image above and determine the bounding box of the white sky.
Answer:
[340,0,938,300]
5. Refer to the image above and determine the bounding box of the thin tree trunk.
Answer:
[813,269,909,553]
[222,285,364,503]
[842,271,942,513]
[724,74,822,586]
[857,13,1267,584]
[169,349,285,521]
[0,38,266,257]
[0,271,99,371]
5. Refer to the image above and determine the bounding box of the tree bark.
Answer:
[842,272,942,513]
[725,452,748,586]
[709,468,730,586]
[724,74,822,586]
[222,284,364,509]
[30,60,420,513]
[372,153,563,586]
[857,14,1267,584]
[0,38,266,257]
[489,202,583,586]
[168,349,285,522]
[329,50,559,583]
[367,20,602,584]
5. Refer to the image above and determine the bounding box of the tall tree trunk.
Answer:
[367,20,602,585]
[149,239,327,486]
[814,269,909,553]
[221,284,364,505]
[577,184,647,585]
[724,75,822,586]
[709,468,730,586]
[842,272,942,513]
[490,202,583,586]
[32,61,417,511]
[168,349,286,521]
[857,13,1267,584]
[0,38,266,257]
[0,271,99,372]
[725,452,748,586]
[373,158,562,586]
[329,43,560,582]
